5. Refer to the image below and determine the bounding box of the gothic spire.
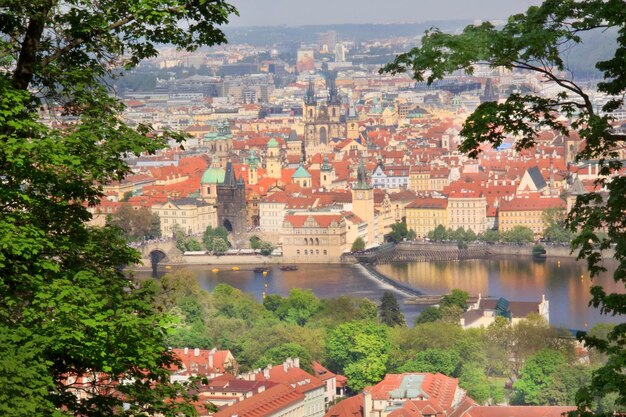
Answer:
[305,78,317,105]
[354,157,372,190]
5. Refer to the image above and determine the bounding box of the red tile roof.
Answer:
[212,384,304,417]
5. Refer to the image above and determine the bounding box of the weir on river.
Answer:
[354,241,492,264]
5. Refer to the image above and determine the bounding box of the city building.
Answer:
[498,195,566,237]
[460,294,550,329]
[281,213,348,263]
[152,197,216,237]
[405,197,448,239]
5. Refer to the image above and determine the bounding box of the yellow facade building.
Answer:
[498,195,566,236]
[152,198,216,238]
[405,198,448,239]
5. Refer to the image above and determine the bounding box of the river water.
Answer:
[142,256,624,330]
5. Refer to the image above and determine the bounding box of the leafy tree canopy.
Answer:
[351,236,366,252]
[378,291,406,327]
[0,0,237,413]
[382,3,626,411]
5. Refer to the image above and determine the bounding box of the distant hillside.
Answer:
[222,23,617,81]
[222,21,471,45]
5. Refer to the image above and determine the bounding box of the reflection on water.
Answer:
[376,257,624,329]
[135,257,624,329]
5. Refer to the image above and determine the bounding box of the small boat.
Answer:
[254,266,270,273]
[280,265,298,271]
[211,268,220,273]
[164,265,172,270]
[231,266,240,271]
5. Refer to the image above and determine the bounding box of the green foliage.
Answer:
[501,226,535,244]
[542,208,573,243]
[427,224,447,241]
[383,2,626,411]
[398,348,461,376]
[326,321,390,391]
[513,348,567,405]
[478,229,500,243]
[414,306,442,324]
[458,363,491,404]
[378,291,406,327]
[388,222,416,243]
[254,342,313,372]
[274,289,321,326]
[311,296,378,327]
[212,237,229,255]
[203,226,230,251]
[249,236,274,255]
[351,236,366,252]
[441,289,469,310]
[175,229,205,253]
[107,205,159,242]
[250,235,262,250]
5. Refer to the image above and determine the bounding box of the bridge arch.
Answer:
[149,249,168,277]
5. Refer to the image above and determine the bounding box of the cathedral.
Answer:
[303,72,344,154]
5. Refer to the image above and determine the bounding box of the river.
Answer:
[140,256,624,330]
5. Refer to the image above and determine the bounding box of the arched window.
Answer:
[304,238,308,245]
[309,109,313,118]
[332,108,336,117]
[315,238,319,246]
[304,249,308,255]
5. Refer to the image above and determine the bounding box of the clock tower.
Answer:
[351,157,375,246]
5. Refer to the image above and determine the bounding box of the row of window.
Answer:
[296,249,328,256]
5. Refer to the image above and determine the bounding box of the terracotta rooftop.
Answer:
[212,384,304,417]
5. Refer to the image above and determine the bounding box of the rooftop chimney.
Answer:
[194,348,200,357]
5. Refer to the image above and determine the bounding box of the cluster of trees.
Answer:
[106,206,161,242]
[203,226,230,255]
[152,272,618,411]
[388,222,417,243]
[0,0,238,415]
[173,226,234,254]
[249,236,274,256]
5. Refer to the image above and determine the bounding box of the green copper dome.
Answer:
[267,138,279,148]
[292,165,311,179]
[201,167,226,184]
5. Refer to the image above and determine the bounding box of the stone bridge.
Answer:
[135,239,183,276]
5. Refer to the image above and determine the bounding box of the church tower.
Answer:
[320,155,334,189]
[246,149,259,186]
[266,138,282,179]
[351,157,375,246]
[346,101,360,140]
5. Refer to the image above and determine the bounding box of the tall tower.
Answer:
[266,138,282,179]
[346,101,360,140]
[351,157,375,246]
[246,149,259,186]
[216,161,247,235]
[303,79,317,124]
[320,155,334,189]
[327,71,341,124]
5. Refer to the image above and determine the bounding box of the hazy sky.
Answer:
[227,0,543,27]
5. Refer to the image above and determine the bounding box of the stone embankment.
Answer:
[351,241,596,265]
